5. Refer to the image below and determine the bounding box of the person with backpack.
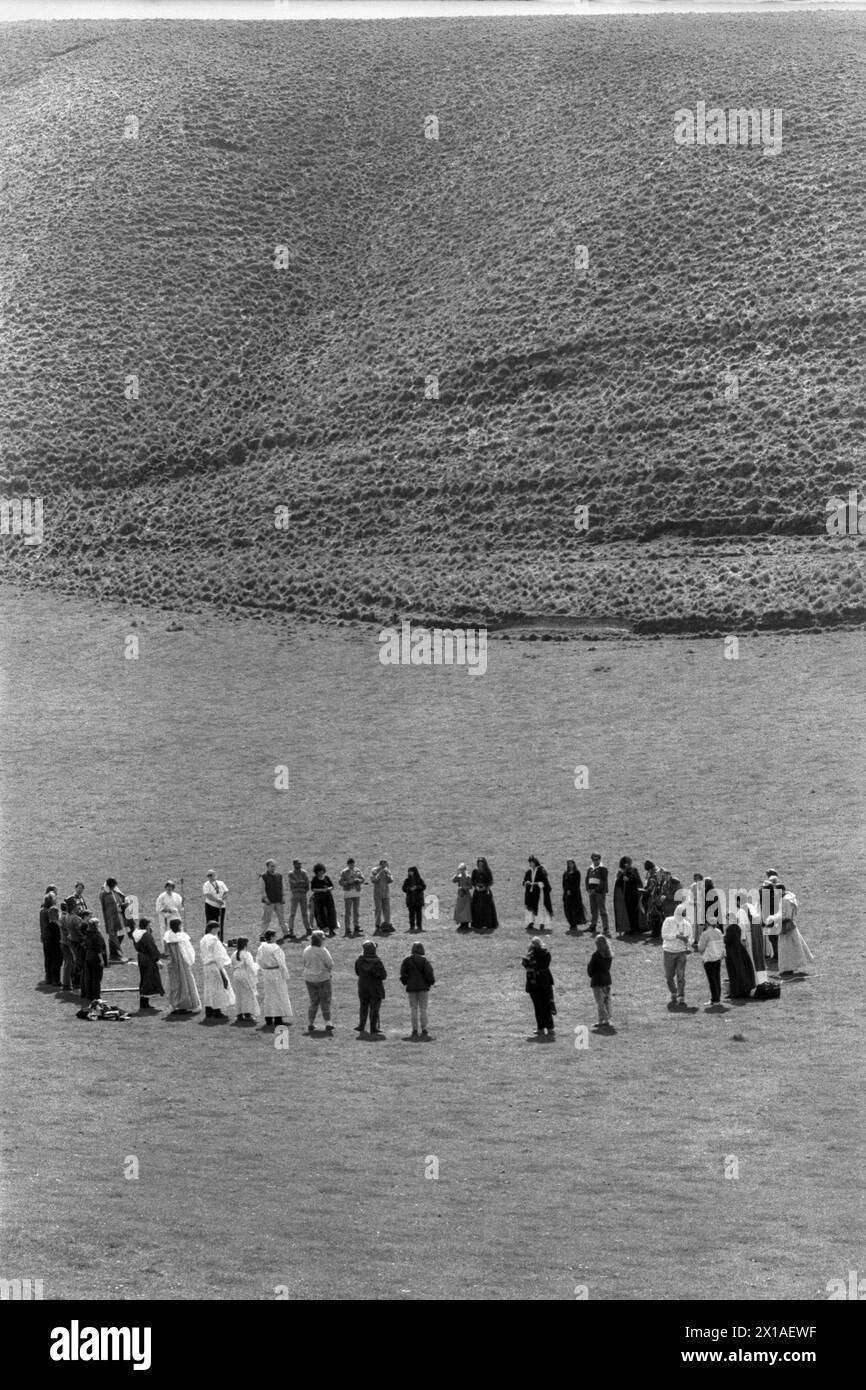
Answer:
[587,934,613,1029]
[399,940,435,1040]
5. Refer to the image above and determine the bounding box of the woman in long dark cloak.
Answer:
[523,856,553,932]
[614,858,643,935]
[310,864,339,937]
[562,860,587,931]
[724,918,756,999]
[81,921,108,1002]
[470,858,498,932]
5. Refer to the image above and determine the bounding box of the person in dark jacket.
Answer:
[39,887,62,986]
[613,856,643,936]
[81,919,109,1002]
[402,867,427,934]
[354,940,387,1038]
[399,940,435,1040]
[130,916,165,1011]
[562,860,587,932]
[310,864,338,937]
[587,935,613,1028]
[99,877,129,961]
[523,856,553,932]
[522,938,556,1040]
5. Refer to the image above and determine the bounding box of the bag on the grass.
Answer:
[753,982,780,1000]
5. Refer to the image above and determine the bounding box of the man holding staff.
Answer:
[202,869,228,941]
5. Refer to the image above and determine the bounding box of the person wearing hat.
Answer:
[301,929,334,1033]
[287,860,311,938]
[202,869,228,941]
[399,940,435,1040]
[521,937,556,1039]
[99,877,130,962]
[355,939,387,1038]
[155,879,184,951]
[585,854,609,936]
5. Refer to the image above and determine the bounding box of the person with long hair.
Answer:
[587,934,613,1029]
[310,863,338,938]
[470,857,498,933]
[562,859,586,932]
[522,938,556,1039]
[452,863,473,932]
[723,912,756,999]
[163,918,202,1014]
[231,936,260,1022]
[523,855,553,933]
[402,866,427,934]
[613,856,642,936]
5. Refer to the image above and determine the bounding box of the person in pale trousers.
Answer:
[399,940,435,1041]
[339,858,366,937]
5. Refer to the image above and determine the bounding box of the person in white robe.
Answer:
[155,880,184,949]
[199,921,236,1018]
[163,919,202,1013]
[230,937,260,1022]
[768,885,814,974]
[255,931,294,1029]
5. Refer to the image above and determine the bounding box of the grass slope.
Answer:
[0,15,865,630]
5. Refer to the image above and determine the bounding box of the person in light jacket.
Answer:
[371,860,394,934]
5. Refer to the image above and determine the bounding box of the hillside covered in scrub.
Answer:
[1,13,865,633]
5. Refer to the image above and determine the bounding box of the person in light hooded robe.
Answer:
[163,918,202,1013]
[200,920,236,1019]
[768,884,814,975]
[452,864,473,930]
[255,930,294,1028]
[231,936,261,1022]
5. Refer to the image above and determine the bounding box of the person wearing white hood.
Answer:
[661,901,692,1007]
[768,882,814,975]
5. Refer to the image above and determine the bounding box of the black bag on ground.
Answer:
[753,981,780,1000]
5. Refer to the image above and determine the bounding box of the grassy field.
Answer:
[0,587,862,1300]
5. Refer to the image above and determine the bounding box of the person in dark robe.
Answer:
[614,857,643,936]
[81,919,109,1002]
[130,916,165,1010]
[99,878,129,961]
[523,856,553,932]
[470,857,498,932]
[310,864,338,937]
[724,916,756,999]
[641,861,669,938]
[39,888,63,986]
[562,859,587,932]
[522,938,556,1039]
[65,900,85,991]
[402,867,427,934]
